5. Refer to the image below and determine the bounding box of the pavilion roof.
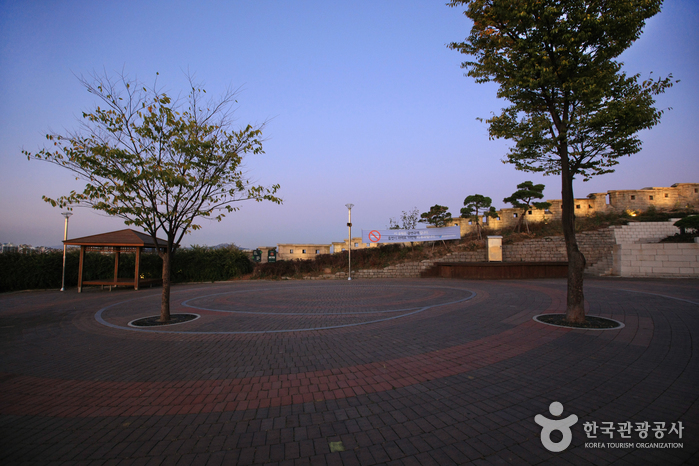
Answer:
[63,229,168,248]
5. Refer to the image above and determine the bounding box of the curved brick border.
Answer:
[128,313,201,328]
[532,314,625,330]
[96,285,476,334]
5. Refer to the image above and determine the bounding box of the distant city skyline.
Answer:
[2,1,697,250]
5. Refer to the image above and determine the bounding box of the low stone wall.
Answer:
[303,260,436,280]
[352,261,435,279]
[494,229,616,275]
[502,237,567,262]
[611,220,680,244]
[501,229,615,266]
[612,243,699,277]
[436,250,486,262]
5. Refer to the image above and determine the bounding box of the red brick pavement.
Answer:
[0,319,566,419]
[1,278,697,465]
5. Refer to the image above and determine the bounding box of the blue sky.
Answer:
[1,0,697,249]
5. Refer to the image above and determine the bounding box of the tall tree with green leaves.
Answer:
[25,72,281,322]
[503,181,552,233]
[460,194,497,240]
[419,205,453,227]
[448,0,674,323]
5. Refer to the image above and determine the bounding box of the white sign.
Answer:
[361,226,460,244]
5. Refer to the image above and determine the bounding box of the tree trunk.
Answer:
[560,164,586,323]
[159,244,172,322]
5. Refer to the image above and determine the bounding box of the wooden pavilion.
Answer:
[64,229,169,292]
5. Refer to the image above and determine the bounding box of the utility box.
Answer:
[267,249,277,263]
[252,249,262,263]
[486,236,503,262]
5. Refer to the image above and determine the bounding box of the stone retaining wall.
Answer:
[435,250,486,262]
[612,243,699,277]
[304,260,436,280]
[352,261,436,279]
[495,229,615,275]
[611,220,681,244]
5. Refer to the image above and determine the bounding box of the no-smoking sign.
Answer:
[368,230,381,242]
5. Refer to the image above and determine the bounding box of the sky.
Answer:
[1,0,698,250]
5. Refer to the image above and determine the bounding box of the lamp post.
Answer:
[60,212,73,291]
[345,204,354,281]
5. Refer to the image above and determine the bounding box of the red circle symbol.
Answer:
[368,230,381,243]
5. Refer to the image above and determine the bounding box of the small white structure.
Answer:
[487,236,503,262]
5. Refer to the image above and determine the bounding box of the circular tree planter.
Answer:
[533,314,624,330]
[129,314,200,327]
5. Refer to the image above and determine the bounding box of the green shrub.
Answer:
[171,245,253,282]
[0,245,252,292]
[674,215,699,234]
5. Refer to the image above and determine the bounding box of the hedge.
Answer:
[0,246,252,292]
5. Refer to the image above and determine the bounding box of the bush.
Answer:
[660,215,699,243]
[0,250,119,292]
[627,207,697,222]
[674,215,699,234]
[0,245,252,293]
[171,245,253,282]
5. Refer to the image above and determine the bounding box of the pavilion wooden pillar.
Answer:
[134,247,141,291]
[77,245,86,293]
[113,247,121,286]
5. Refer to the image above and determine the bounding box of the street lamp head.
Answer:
[345,204,354,210]
[61,212,73,219]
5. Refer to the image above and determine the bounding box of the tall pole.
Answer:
[60,212,73,291]
[345,204,354,281]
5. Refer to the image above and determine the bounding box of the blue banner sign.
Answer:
[361,226,460,244]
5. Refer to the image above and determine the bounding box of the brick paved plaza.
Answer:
[1,278,697,465]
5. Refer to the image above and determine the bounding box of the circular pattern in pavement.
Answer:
[96,284,476,334]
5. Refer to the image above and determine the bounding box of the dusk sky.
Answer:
[1,0,697,250]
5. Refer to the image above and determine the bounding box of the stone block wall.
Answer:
[352,261,436,279]
[304,260,436,280]
[610,220,681,244]
[448,183,698,237]
[612,243,699,277]
[607,184,699,212]
[502,237,567,262]
[499,229,615,274]
[436,250,486,263]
